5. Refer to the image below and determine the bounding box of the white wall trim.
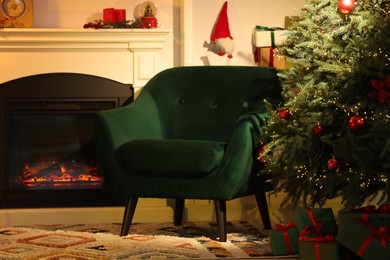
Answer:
[180,0,193,66]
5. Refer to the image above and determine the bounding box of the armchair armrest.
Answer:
[95,92,165,152]
[216,112,268,198]
[94,92,165,189]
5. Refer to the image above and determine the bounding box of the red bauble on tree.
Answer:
[257,144,266,163]
[369,75,390,105]
[327,157,340,171]
[338,0,356,14]
[291,86,301,95]
[278,108,291,120]
[313,123,324,136]
[349,115,366,133]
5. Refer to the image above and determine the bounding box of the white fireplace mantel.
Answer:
[0,28,170,92]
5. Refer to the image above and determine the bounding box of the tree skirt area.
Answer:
[0,221,295,259]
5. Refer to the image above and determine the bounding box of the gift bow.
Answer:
[299,208,337,241]
[355,218,390,257]
[275,222,296,255]
[299,221,324,241]
[275,222,295,230]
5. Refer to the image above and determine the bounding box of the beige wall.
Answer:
[31,0,304,67]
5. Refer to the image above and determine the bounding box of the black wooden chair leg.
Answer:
[214,200,227,242]
[174,199,185,226]
[120,197,139,236]
[255,192,271,229]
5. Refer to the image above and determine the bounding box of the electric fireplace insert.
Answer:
[0,73,133,208]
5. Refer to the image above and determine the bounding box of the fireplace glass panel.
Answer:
[7,100,113,191]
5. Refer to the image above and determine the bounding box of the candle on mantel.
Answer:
[103,8,116,23]
[115,9,126,22]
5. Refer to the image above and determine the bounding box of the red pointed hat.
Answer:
[211,1,233,41]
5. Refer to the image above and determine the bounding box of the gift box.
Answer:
[298,238,340,260]
[269,222,299,255]
[258,47,286,69]
[338,205,390,231]
[284,16,300,29]
[294,208,338,236]
[252,26,287,47]
[336,217,390,260]
[299,238,360,260]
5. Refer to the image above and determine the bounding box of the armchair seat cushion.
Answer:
[116,139,226,178]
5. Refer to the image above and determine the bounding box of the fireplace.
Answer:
[0,73,133,208]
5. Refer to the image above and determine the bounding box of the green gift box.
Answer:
[299,239,360,260]
[269,223,299,256]
[294,208,337,235]
[338,206,390,230]
[336,217,390,260]
[298,239,340,260]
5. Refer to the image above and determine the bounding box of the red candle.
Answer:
[115,9,126,22]
[103,8,116,23]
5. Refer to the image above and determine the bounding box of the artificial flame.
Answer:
[16,160,103,189]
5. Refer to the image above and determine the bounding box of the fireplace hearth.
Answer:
[0,73,133,208]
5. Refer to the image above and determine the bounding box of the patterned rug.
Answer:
[0,221,278,259]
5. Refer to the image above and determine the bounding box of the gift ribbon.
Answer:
[299,208,323,238]
[352,205,377,221]
[352,204,390,221]
[299,221,324,241]
[378,203,390,213]
[269,47,276,67]
[299,208,337,241]
[297,208,338,260]
[355,218,390,257]
[275,222,295,254]
[302,235,335,260]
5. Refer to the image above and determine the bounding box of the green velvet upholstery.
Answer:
[95,66,282,241]
[117,139,225,178]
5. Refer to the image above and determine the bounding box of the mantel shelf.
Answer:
[0,28,171,50]
[0,28,171,88]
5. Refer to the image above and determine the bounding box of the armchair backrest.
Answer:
[138,66,282,142]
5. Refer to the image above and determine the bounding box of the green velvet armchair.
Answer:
[95,66,282,242]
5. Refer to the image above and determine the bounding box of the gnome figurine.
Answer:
[210,1,234,59]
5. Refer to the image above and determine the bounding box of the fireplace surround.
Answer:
[0,73,133,208]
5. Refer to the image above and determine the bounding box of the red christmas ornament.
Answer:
[313,123,324,136]
[327,157,340,171]
[349,115,366,133]
[338,0,356,14]
[291,86,301,95]
[278,108,291,120]
[369,75,390,105]
[257,144,266,163]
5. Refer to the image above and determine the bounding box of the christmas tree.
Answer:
[260,0,390,210]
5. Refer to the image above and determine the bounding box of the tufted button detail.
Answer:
[242,101,249,108]
[209,101,218,109]
[178,98,186,104]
